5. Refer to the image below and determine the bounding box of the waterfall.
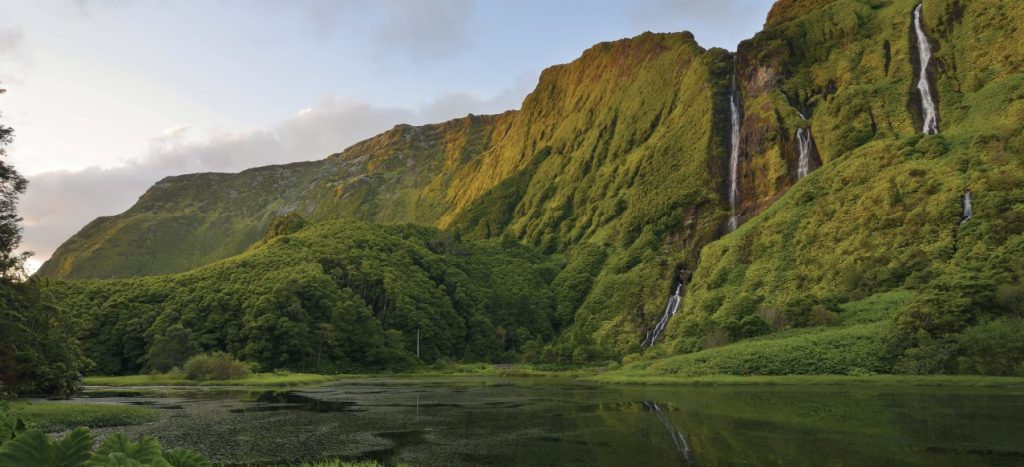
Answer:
[913,4,939,134]
[643,401,693,464]
[728,73,742,231]
[962,189,973,223]
[796,128,812,179]
[643,284,682,347]
[796,111,813,179]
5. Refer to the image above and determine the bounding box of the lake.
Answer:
[43,378,1024,466]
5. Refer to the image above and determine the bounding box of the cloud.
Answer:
[252,0,477,61]
[19,78,535,270]
[0,26,23,55]
[372,0,477,61]
[0,26,26,83]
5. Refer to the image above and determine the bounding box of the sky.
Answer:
[0,0,774,273]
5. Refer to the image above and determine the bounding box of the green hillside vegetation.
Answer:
[28,0,1024,381]
[654,0,1024,375]
[52,219,562,374]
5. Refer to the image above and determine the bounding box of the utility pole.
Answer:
[416,328,421,360]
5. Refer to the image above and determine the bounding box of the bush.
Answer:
[956,318,1024,376]
[145,325,200,373]
[995,283,1024,315]
[182,352,250,381]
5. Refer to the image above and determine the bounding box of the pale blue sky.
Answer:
[0,0,774,270]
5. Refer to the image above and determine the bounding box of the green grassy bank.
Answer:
[8,401,160,432]
[83,372,346,387]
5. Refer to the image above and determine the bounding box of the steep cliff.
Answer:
[42,0,1024,374]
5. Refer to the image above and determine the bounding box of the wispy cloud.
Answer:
[20,78,532,269]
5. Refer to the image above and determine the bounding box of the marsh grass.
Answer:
[587,373,1024,388]
[8,401,160,432]
[84,372,344,387]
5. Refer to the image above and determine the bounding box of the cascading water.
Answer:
[643,284,682,347]
[728,73,742,231]
[913,4,939,134]
[796,128,812,179]
[796,111,813,179]
[643,401,693,464]
[962,189,973,223]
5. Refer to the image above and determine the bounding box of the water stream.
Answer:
[796,111,813,179]
[962,189,973,223]
[643,284,682,347]
[913,4,940,134]
[728,72,743,231]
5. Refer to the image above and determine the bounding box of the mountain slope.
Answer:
[40,32,743,280]
[38,114,510,279]
[651,0,1024,374]
[41,0,1024,375]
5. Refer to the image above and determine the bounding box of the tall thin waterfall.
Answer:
[643,401,693,464]
[796,111,812,179]
[913,4,939,134]
[643,284,682,347]
[962,189,973,223]
[728,73,742,231]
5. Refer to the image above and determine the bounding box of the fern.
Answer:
[0,405,209,467]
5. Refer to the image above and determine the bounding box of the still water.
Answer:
[52,378,1024,466]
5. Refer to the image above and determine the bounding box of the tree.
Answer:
[0,86,28,281]
[144,325,200,373]
[0,85,89,395]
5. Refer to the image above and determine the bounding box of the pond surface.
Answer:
[46,378,1024,466]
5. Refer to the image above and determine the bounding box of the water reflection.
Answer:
[50,379,1024,466]
[643,401,692,464]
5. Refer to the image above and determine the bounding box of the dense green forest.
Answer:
[3,0,1024,396]
[53,219,569,375]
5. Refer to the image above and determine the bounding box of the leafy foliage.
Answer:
[182,352,249,380]
[0,86,90,396]
[53,220,560,373]
[0,405,210,467]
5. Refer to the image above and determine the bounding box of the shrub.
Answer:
[893,331,956,375]
[145,325,200,373]
[995,283,1024,315]
[756,307,787,330]
[956,318,1024,376]
[808,306,840,326]
[182,352,250,381]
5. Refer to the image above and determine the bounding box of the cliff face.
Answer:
[667,0,1024,355]
[38,114,511,279]
[40,0,1024,368]
[40,32,732,280]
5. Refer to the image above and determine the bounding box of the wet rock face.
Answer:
[750,65,781,95]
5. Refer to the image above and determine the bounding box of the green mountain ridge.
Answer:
[42,0,1024,375]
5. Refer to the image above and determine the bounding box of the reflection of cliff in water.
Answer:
[644,401,693,464]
